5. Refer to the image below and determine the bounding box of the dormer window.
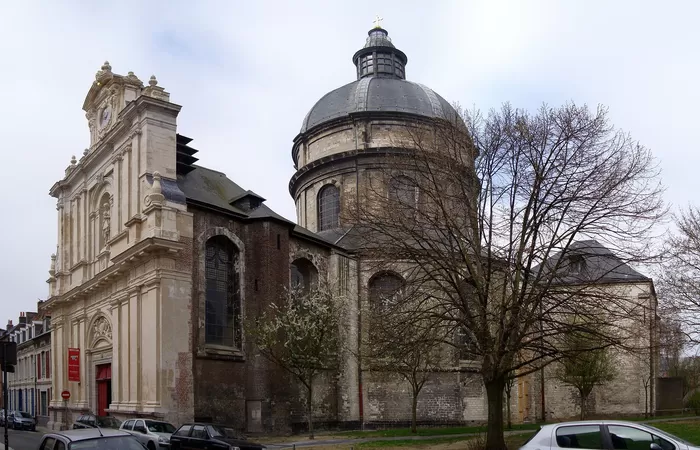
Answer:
[569,255,586,274]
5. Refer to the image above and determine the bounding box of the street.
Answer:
[0,428,43,450]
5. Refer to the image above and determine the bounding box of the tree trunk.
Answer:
[485,377,507,450]
[307,383,314,439]
[411,392,418,434]
[506,389,512,430]
[580,391,586,420]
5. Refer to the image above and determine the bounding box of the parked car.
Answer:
[169,423,265,450]
[519,419,697,450]
[72,413,122,430]
[7,410,36,431]
[38,428,146,450]
[121,418,176,449]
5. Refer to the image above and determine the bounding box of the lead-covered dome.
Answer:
[299,26,459,134]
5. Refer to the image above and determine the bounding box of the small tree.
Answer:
[365,289,445,434]
[247,282,341,439]
[555,328,617,420]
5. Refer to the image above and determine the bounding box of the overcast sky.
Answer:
[0,0,697,325]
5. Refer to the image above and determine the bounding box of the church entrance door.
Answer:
[96,364,112,416]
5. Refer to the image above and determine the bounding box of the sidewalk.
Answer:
[262,415,700,449]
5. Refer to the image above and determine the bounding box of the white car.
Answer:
[519,419,699,450]
[120,418,177,449]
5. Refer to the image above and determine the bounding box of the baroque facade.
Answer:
[43,25,659,432]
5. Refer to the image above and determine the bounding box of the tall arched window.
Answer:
[205,235,241,348]
[318,184,340,231]
[389,176,418,210]
[369,272,405,311]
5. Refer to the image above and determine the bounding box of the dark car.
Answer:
[8,410,36,431]
[72,413,122,430]
[38,428,146,450]
[169,423,265,450]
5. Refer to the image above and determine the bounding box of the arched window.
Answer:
[290,258,318,295]
[205,235,241,348]
[369,272,404,311]
[317,185,340,231]
[389,176,418,210]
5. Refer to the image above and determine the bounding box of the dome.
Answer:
[298,26,458,134]
[300,78,457,134]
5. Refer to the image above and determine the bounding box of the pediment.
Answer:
[83,61,144,112]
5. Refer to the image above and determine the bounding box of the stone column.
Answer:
[76,317,87,408]
[116,151,125,235]
[128,285,141,407]
[89,212,97,267]
[141,279,161,409]
[119,293,130,407]
[50,318,64,406]
[81,190,88,261]
[109,294,125,409]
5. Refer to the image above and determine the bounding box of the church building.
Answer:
[43,24,658,432]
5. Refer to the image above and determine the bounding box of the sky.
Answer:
[0,0,698,325]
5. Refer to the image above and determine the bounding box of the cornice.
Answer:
[289,146,416,196]
[54,237,185,306]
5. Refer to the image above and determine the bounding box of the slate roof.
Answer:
[536,239,651,285]
[174,164,339,249]
[300,78,457,134]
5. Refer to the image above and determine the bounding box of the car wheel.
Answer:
[147,442,156,450]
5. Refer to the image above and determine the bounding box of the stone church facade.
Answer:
[43,25,658,432]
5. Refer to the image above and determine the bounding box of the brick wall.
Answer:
[189,206,340,433]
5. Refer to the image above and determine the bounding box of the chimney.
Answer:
[19,312,26,324]
[6,319,12,329]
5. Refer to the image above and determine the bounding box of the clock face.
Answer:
[99,106,111,128]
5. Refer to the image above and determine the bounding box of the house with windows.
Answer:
[4,309,52,426]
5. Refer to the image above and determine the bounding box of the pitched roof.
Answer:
[537,239,650,285]
[174,164,341,250]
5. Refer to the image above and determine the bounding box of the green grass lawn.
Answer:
[649,420,700,445]
[336,412,699,440]
[338,422,539,439]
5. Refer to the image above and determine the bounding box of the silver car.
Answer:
[120,418,177,449]
[519,420,699,450]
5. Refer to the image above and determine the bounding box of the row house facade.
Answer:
[4,309,52,426]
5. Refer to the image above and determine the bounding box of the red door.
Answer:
[97,381,108,416]
[96,364,112,417]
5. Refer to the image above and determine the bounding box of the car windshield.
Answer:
[18,412,33,419]
[69,436,144,450]
[207,425,243,439]
[96,417,121,428]
[643,424,694,446]
[145,421,176,434]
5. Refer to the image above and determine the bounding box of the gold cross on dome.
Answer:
[373,15,383,28]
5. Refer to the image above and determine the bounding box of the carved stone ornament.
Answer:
[92,315,112,343]
[102,202,111,245]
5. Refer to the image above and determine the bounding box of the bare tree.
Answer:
[657,313,686,377]
[555,325,617,420]
[349,103,665,449]
[246,281,342,439]
[364,285,446,434]
[659,207,700,345]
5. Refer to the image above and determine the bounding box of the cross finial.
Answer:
[373,15,383,29]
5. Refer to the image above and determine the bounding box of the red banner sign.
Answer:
[68,348,80,382]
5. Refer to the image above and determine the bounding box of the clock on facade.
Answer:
[99,106,111,128]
